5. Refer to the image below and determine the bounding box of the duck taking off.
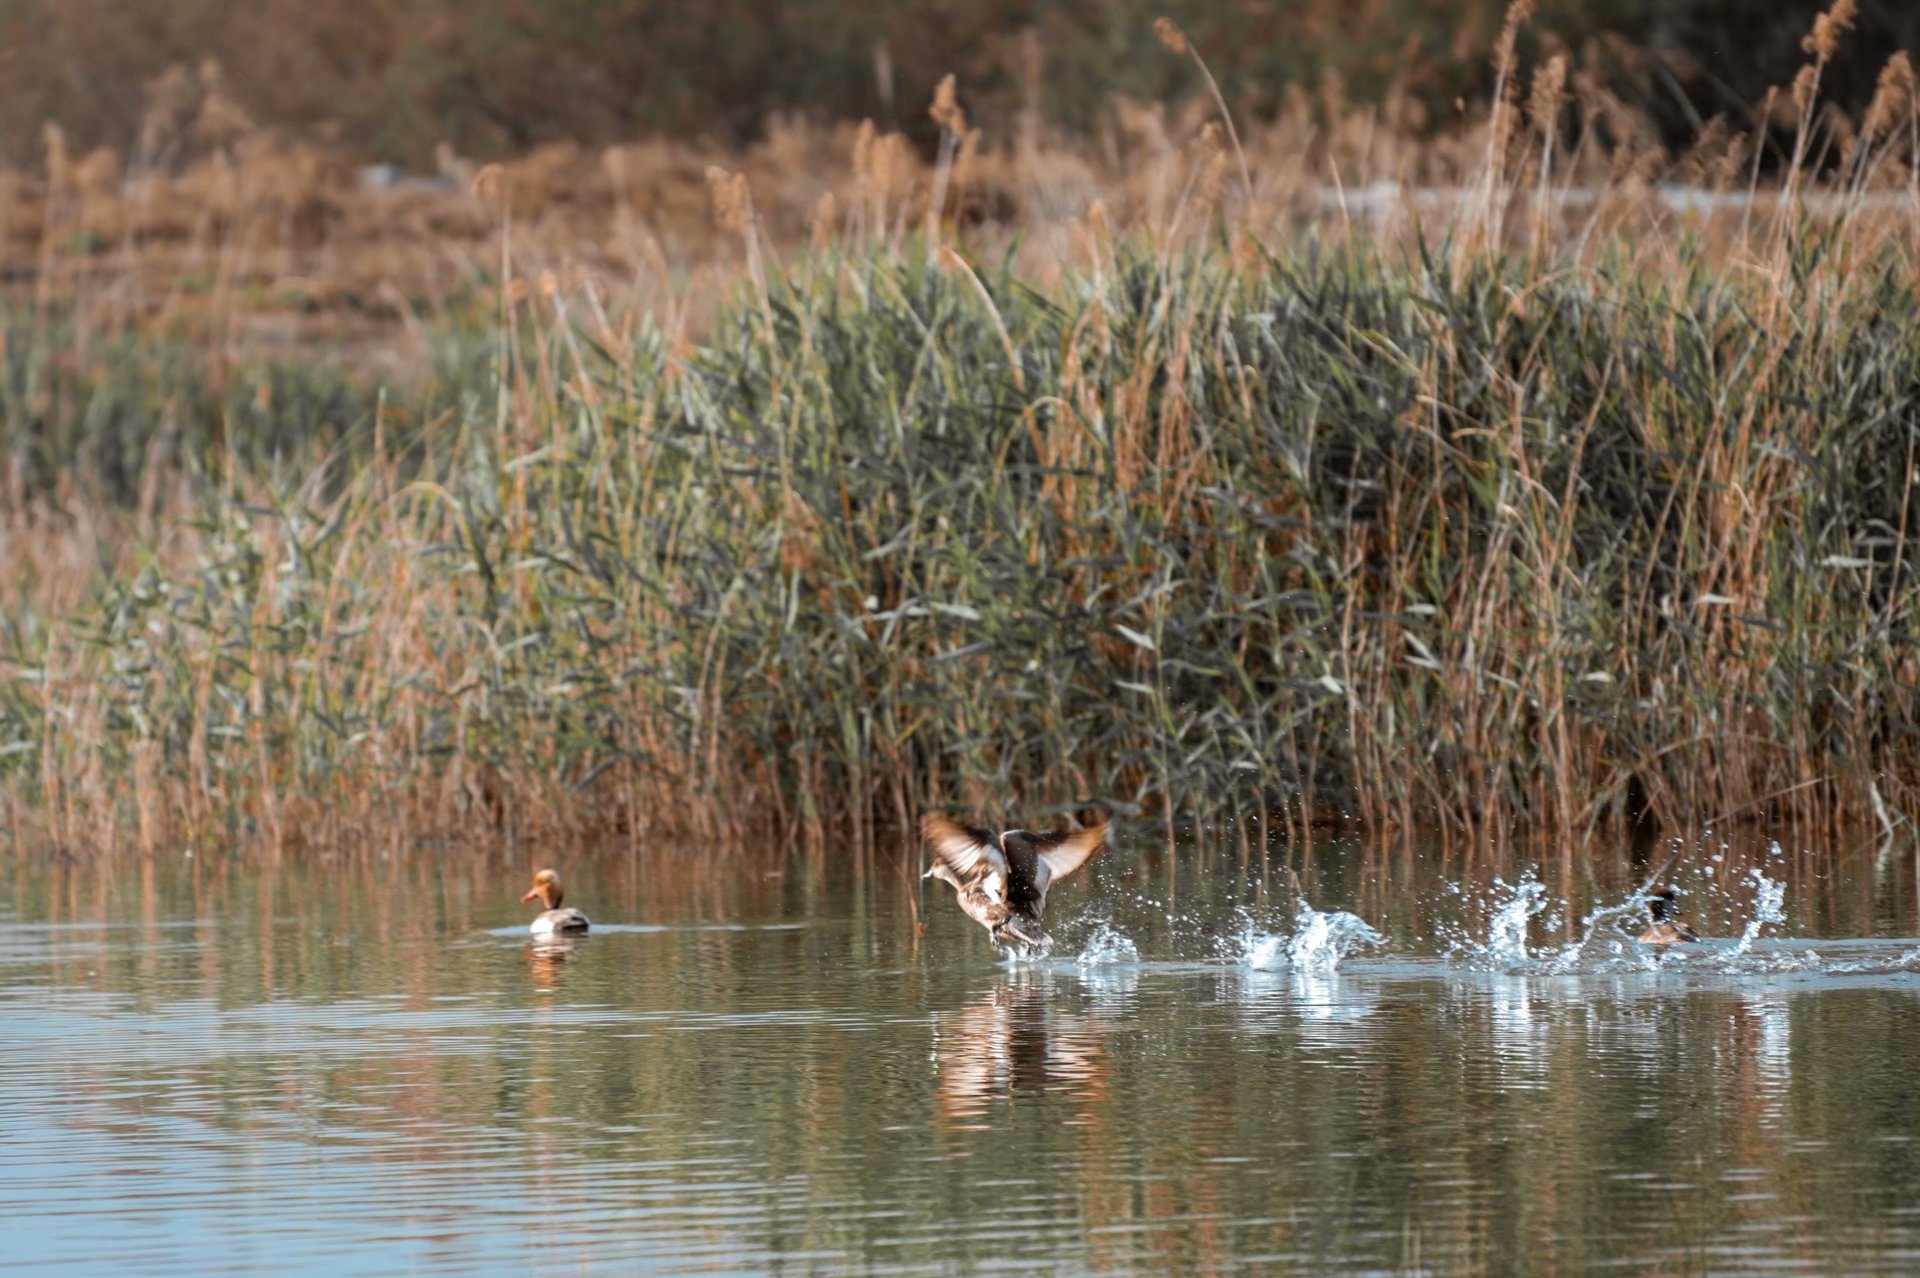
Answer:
[921,812,1108,950]
[1638,888,1699,946]
[521,869,591,936]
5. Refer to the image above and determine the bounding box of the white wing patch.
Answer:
[1028,820,1108,893]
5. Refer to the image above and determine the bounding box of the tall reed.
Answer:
[3,6,1917,859]
[3,219,1917,858]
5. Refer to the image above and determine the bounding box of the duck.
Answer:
[921,811,1107,949]
[1637,887,1699,946]
[521,868,590,936]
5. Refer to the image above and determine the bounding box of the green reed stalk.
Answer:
[2,227,1918,855]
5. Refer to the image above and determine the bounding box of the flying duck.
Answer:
[521,868,590,936]
[921,812,1108,949]
[1637,888,1699,946]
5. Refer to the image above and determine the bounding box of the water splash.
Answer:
[1288,906,1385,973]
[1722,866,1787,962]
[1548,887,1666,972]
[1448,870,1552,969]
[1076,923,1140,967]
[1239,930,1290,972]
[1238,905,1383,973]
[1436,856,1800,975]
[1488,872,1549,966]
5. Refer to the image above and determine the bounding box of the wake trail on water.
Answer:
[1040,844,1920,982]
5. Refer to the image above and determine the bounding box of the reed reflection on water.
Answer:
[4,836,1920,1275]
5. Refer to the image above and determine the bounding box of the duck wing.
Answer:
[1025,818,1108,895]
[922,815,1009,899]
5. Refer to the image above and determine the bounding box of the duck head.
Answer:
[970,896,1011,936]
[1647,887,1677,921]
[521,869,565,910]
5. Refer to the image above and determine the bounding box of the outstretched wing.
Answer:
[1026,817,1108,893]
[921,814,1008,900]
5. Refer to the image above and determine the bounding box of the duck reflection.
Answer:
[933,972,1110,1129]
[527,935,584,989]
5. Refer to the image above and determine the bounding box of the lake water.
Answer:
[6,833,1920,1274]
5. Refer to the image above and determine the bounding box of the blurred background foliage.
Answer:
[0,0,1913,166]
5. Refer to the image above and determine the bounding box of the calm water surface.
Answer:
[5,836,1920,1275]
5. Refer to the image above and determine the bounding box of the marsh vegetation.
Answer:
[0,4,1916,860]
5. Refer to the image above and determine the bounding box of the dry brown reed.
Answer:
[3,25,1920,864]
[0,42,1782,363]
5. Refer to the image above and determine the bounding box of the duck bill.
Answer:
[520,888,541,903]
[998,919,1047,949]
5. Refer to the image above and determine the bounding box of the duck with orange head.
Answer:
[521,868,590,936]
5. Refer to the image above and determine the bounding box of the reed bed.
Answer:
[2,8,1917,860]
[4,214,1918,858]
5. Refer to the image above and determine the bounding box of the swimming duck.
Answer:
[521,869,590,936]
[921,812,1108,949]
[1638,888,1699,946]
